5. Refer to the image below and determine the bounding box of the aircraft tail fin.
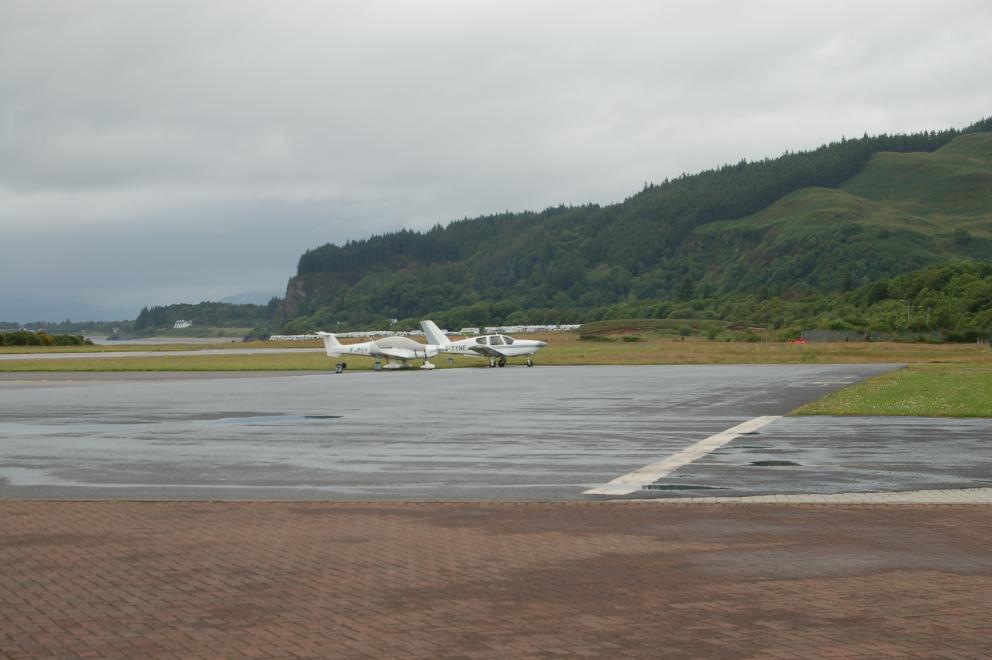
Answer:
[419,320,452,346]
[316,331,343,356]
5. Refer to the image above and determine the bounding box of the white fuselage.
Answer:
[440,334,546,358]
[316,332,438,369]
[419,321,547,365]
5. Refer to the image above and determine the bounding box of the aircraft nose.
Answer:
[536,340,547,347]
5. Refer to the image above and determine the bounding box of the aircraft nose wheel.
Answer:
[526,359,534,367]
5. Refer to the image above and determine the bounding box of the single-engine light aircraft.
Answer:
[316,332,439,370]
[419,320,546,367]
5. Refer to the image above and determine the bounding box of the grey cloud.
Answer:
[2,0,991,320]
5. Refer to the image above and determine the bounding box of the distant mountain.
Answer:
[276,117,992,332]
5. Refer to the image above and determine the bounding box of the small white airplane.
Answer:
[420,320,546,367]
[316,331,439,370]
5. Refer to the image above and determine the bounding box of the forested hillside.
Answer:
[134,300,279,332]
[277,117,992,333]
[569,260,992,342]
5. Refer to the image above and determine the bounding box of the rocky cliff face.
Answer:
[279,271,361,318]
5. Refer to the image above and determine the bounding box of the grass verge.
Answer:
[535,335,992,366]
[793,364,992,417]
[3,335,992,371]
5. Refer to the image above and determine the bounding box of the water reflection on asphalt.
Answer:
[6,364,973,501]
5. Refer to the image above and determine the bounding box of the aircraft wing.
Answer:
[466,345,507,358]
[371,345,417,361]
[369,341,435,361]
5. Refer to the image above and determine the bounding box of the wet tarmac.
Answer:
[2,364,986,501]
[644,415,992,497]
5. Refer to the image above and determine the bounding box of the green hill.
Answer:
[130,301,278,336]
[849,132,992,219]
[685,132,992,293]
[276,119,992,333]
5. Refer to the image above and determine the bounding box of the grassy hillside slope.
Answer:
[687,133,992,293]
[846,132,992,226]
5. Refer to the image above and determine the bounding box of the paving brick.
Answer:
[1,502,991,658]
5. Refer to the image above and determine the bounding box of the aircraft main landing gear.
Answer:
[497,357,507,367]
[489,358,497,368]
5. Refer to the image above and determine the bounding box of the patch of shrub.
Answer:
[578,334,615,342]
[0,331,93,347]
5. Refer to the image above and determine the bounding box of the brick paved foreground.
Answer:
[2,502,991,659]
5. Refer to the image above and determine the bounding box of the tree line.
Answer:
[276,261,992,342]
[0,331,93,347]
[134,300,279,331]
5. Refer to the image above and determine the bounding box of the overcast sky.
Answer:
[2,0,991,321]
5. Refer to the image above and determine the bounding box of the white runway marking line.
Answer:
[584,415,782,496]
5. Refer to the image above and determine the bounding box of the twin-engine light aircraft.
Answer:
[420,320,546,367]
[316,331,439,370]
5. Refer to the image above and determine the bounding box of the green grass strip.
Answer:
[793,364,992,417]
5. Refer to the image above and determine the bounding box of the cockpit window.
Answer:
[502,336,514,345]
[475,337,488,345]
[490,335,504,346]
